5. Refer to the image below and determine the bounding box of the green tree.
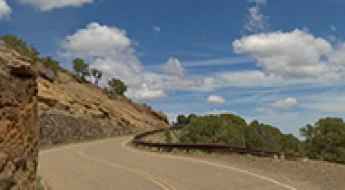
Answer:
[107,78,127,96]
[91,68,103,86]
[176,115,189,126]
[301,117,345,163]
[73,58,90,80]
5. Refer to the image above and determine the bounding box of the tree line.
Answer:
[174,113,345,164]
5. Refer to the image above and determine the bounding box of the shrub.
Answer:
[41,57,60,74]
[107,78,127,96]
[164,131,173,143]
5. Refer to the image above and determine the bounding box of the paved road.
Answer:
[39,136,297,190]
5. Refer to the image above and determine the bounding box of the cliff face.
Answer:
[38,59,169,147]
[0,46,39,189]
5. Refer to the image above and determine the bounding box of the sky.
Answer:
[1,0,345,135]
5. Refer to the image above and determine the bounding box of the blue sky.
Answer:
[1,0,345,135]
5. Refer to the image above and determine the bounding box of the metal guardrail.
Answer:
[132,128,282,158]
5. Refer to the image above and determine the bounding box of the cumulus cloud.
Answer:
[244,0,268,33]
[18,0,93,11]
[127,83,166,100]
[62,22,164,100]
[233,29,333,78]
[208,95,226,105]
[0,0,11,19]
[161,57,185,78]
[271,97,298,110]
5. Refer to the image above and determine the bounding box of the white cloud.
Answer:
[244,0,268,33]
[62,22,165,100]
[127,83,166,100]
[62,22,212,101]
[184,57,252,68]
[218,70,281,87]
[271,97,298,110]
[18,0,93,11]
[161,57,185,78]
[301,91,345,113]
[0,0,11,19]
[208,95,226,105]
[233,29,333,78]
[153,26,161,32]
[231,29,345,87]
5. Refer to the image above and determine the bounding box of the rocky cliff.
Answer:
[0,45,39,189]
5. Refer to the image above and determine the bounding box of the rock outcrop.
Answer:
[0,45,39,189]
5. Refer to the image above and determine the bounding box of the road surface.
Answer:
[39,136,297,190]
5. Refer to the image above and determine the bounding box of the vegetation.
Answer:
[174,113,303,156]
[73,58,90,81]
[164,130,173,143]
[301,117,345,163]
[0,35,39,61]
[107,78,127,96]
[41,56,60,74]
[36,177,45,190]
[174,114,345,163]
[247,121,303,155]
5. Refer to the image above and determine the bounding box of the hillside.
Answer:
[0,40,169,147]
[38,69,169,146]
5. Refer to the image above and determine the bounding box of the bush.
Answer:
[164,131,173,143]
[41,57,60,74]
[107,78,127,96]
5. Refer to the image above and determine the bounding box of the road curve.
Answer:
[39,136,297,190]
